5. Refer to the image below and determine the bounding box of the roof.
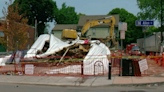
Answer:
[52,15,119,31]
[52,24,77,31]
[77,14,119,27]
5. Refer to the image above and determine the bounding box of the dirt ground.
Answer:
[146,58,164,77]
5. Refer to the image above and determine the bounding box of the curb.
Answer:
[1,81,164,87]
[0,81,77,87]
[110,82,164,87]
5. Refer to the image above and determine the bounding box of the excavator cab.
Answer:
[62,28,89,40]
[62,29,77,39]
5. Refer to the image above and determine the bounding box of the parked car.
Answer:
[129,46,142,56]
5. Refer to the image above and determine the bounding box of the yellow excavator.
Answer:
[61,16,118,47]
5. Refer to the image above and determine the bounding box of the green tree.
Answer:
[146,26,158,33]
[13,0,58,36]
[55,3,79,24]
[108,8,143,47]
[137,0,164,24]
[137,0,164,41]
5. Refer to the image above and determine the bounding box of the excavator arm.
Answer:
[81,16,117,47]
[62,16,118,47]
[81,16,115,37]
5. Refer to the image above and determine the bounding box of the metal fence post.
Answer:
[108,63,111,80]
[81,61,83,75]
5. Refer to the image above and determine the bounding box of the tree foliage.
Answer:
[108,8,143,47]
[137,0,164,24]
[1,0,29,51]
[13,0,58,36]
[55,3,79,24]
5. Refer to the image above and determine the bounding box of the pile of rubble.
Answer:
[48,43,91,60]
[22,34,107,63]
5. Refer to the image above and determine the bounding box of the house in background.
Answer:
[77,15,119,39]
[52,24,77,39]
[0,17,35,52]
[52,14,119,41]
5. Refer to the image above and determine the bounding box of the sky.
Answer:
[0,0,156,33]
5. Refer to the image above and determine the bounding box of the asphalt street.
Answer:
[0,83,164,92]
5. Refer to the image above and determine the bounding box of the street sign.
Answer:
[135,20,154,26]
[25,64,34,74]
[120,30,125,39]
[123,23,127,31]
[138,59,148,72]
[119,22,127,31]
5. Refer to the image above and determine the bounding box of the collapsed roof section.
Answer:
[24,34,51,59]
[24,34,110,60]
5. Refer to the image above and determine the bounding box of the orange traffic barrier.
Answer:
[158,57,162,66]
[126,50,128,55]
[155,53,158,63]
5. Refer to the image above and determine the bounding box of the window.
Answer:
[0,31,4,37]
[92,28,96,35]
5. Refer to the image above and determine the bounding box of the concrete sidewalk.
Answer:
[0,75,164,86]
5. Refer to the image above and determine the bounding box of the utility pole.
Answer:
[35,19,37,41]
[161,0,163,43]
[144,30,146,55]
